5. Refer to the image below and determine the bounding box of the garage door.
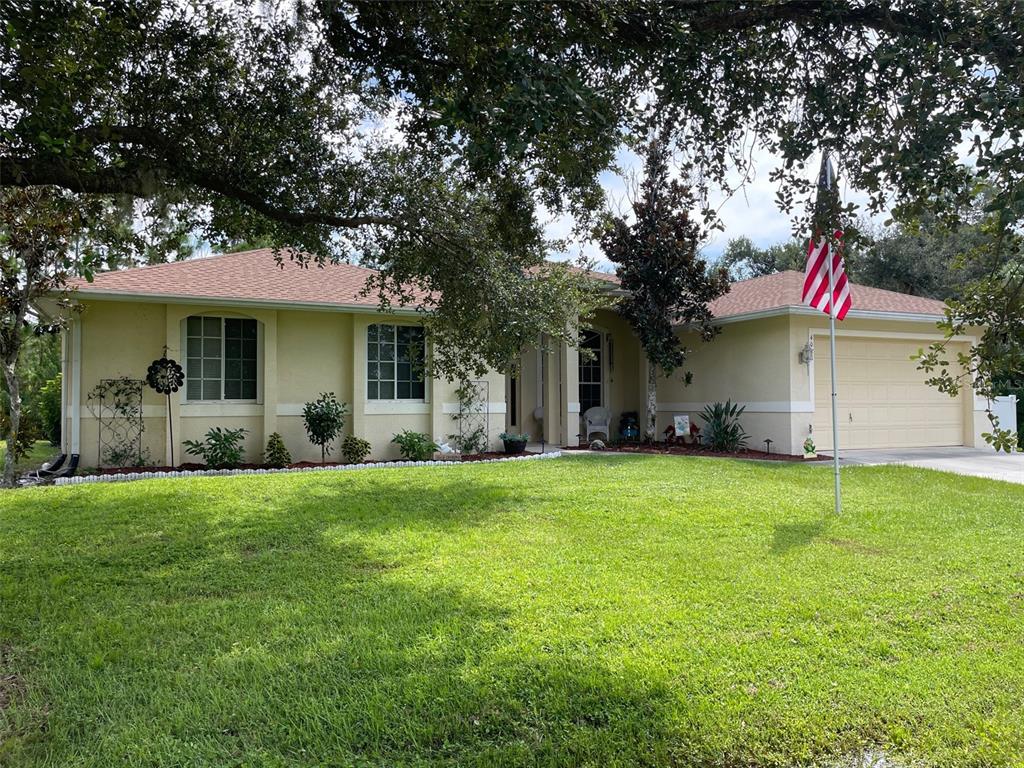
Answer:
[812,336,963,450]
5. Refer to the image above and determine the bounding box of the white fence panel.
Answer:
[991,395,1018,439]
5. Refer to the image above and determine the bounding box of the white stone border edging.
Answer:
[54,451,563,487]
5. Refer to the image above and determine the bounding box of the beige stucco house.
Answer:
[53,248,988,467]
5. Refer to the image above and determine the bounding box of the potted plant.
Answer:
[803,436,817,459]
[499,432,529,454]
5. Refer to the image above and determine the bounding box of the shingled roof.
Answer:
[68,250,948,319]
[708,271,948,318]
[68,248,387,308]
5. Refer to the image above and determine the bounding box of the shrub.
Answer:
[391,430,438,461]
[264,432,292,468]
[183,427,249,468]
[303,392,349,463]
[38,374,62,446]
[341,435,372,464]
[700,400,750,452]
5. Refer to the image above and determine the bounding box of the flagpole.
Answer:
[827,232,842,515]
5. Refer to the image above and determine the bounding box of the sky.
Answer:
[544,144,879,272]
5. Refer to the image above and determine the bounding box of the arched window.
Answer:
[185,316,259,401]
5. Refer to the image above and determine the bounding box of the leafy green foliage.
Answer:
[700,401,750,452]
[448,380,488,454]
[602,134,729,440]
[102,444,152,470]
[718,237,806,281]
[391,430,438,461]
[302,393,349,463]
[341,435,372,464]
[183,427,249,469]
[7,2,1024,416]
[0,2,601,382]
[263,432,291,469]
[36,373,61,447]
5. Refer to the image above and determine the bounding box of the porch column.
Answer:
[429,369,448,447]
[543,339,576,446]
[164,305,182,466]
[564,337,579,444]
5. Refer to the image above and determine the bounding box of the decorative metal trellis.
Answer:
[454,379,489,454]
[88,378,144,468]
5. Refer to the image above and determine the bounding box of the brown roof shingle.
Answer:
[708,270,947,318]
[69,252,948,319]
[69,248,388,308]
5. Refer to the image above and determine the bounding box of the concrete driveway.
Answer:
[839,446,1024,484]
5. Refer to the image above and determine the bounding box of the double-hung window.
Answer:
[367,323,426,400]
[185,316,258,401]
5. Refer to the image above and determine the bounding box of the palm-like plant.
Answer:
[699,400,749,451]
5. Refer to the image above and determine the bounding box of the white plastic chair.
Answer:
[583,406,612,442]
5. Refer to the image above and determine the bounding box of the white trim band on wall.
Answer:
[364,401,431,415]
[656,401,814,414]
[441,402,508,415]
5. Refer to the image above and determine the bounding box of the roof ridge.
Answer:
[87,247,381,279]
[86,247,273,278]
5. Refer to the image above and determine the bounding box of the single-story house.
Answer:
[50,248,987,467]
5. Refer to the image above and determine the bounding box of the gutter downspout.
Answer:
[70,317,82,457]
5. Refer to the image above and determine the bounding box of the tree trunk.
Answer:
[645,362,657,443]
[2,356,21,488]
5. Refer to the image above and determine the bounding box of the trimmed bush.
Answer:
[264,432,292,468]
[303,392,349,463]
[341,435,371,464]
[183,427,248,468]
[391,430,438,461]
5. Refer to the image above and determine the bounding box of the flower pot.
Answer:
[803,451,817,460]
[502,439,528,454]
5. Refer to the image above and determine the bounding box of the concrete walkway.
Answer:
[839,446,1024,485]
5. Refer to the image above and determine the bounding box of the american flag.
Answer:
[801,156,852,320]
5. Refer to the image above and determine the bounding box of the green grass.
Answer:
[0,440,57,474]
[1,455,1022,767]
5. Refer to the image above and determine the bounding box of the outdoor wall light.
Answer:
[799,340,815,365]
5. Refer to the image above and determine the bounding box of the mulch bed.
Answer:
[89,450,542,476]
[563,443,830,463]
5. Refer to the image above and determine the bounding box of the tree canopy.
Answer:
[2,1,1022,380]
[717,237,806,281]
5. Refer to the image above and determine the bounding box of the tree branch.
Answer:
[0,153,396,231]
[682,1,1018,67]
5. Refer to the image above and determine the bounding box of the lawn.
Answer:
[1,455,1022,767]
[0,440,57,475]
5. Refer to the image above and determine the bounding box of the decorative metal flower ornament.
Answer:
[145,357,184,395]
[145,356,185,465]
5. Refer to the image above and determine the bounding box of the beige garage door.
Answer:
[813,336,964,450]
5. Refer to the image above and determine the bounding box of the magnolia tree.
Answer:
[601,135,730,442]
